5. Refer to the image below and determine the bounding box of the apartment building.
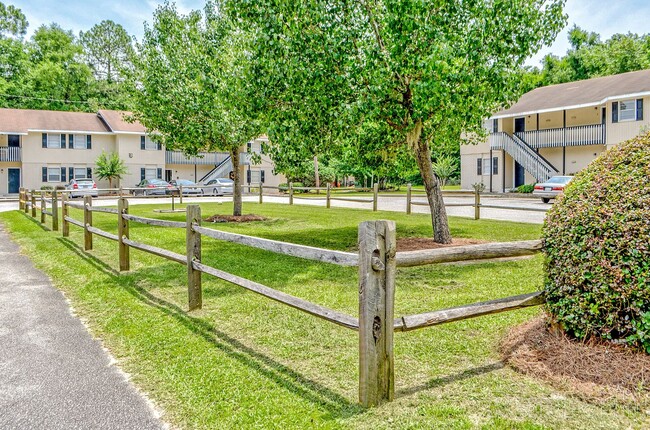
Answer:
[461,69,650,192]
[0,108,283,195]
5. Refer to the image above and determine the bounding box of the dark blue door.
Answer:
[514,162,525,187]
[8,168,20,194]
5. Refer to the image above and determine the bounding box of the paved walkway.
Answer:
[0,225,164,430]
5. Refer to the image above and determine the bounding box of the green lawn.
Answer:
[1,203,646,429]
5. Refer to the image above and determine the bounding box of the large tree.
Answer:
[232,0,567,243]
[80,20,134,83]
[130,2,263,216]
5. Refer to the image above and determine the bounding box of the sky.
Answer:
[9,0,650,68]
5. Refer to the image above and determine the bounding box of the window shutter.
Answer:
[492,119,498,133]
[42,134,47,148]
[247,141,252,152]
[156,168,162,179]
[157,142,162,151]
[246,169,251,183]
[476,158,482,176]
[68,134,74,149]
[42,167,47,182]
[140,168,145,181]
[492,157,498,175]
[140,136,145,150]
[61,167,66,183]
[261,170,265,183]
[60,134,65,147]
[612,102,618,123]
[637,99,643,121]
[87,167,92,179]
[69,167,74,180]
[86,135,92,149]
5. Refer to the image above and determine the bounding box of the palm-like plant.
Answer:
[95,151,128,189]
[432,156,458,188]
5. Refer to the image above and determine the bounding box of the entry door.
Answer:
[514,163,525,187]
[514,117,525,133]
[8,168,20,194]
[165,169,172,182]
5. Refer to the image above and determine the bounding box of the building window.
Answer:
[48,167,61,182]
[46,133,63,148]
[144,168,157,179]
[492,156,499,175]
[482,158,492,176]
[140,136,161,150]
[476,158,482,175]
[74,167,88,179]
[619,99,636,121]
[72,134,87,149]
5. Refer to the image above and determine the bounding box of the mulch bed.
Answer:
[204,214,269,223]
[396,237,486,251]
[500,316,650,405]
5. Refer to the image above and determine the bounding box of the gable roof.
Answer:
[97,110,146,134]
[494,69,650,119]
[0,108,111,135]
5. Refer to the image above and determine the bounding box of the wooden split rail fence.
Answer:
[18,187,546,407]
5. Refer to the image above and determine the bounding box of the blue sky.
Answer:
[9,0,650,68]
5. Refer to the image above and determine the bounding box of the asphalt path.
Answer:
[0,225,165,430]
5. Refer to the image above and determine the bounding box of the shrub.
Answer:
[543,132,650,352]
[514,184,534,193]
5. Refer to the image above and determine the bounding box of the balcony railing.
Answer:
[165,150,229,165]
[0,147,21,162]
[514,123,605,149]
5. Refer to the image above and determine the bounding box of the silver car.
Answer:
[203,178,234,196]
[533,176,573,203]
[65,178,99,198]
[170,179,203,195]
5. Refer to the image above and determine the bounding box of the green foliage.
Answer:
[94,151,127,188]
[80,20,133,83]
[514,184,535,193]
[0,1,26,37]
[543,133,650,352]
[432,156,458,188]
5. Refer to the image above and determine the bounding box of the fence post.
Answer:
[24,189,30,214]
[474,189,481,220]
[259,183,263,204]
[83,195,93,250]
[40,192,46,224]
[358,220,396,407]
[118,197,130,271]
[179,185,183,204]
[31,191,36,218]
[406,183,412,215]
[61,193,69,237]
[51,192,59,231]
[186,204,202,311]
[18,188,24,211]
[373,183,379,212]
[326,183,331,209]
[289,182,294,205]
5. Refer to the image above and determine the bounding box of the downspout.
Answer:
[502,150,506,192]
[563,110,567,175]
[489,149,493,193]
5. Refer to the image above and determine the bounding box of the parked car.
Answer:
[202,178,234,196]
[533,176,573,203]
[65,178,98,198]
[169,179,203,195]
[132,179,175,196]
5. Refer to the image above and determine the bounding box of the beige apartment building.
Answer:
[461,69,650,192]
[0,108,283,195]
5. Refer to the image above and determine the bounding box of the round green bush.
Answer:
[543,132,650,352]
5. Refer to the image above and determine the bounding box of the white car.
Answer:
[65,178,99,198]
[533,176,573,203]
[202,178,234,196]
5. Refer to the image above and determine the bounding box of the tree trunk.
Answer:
[314,154,320,193]
[410,126,452,244]
[230,148,242,216]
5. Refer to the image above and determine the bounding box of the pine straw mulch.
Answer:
[500,316,650,405]
[396,237,486,251]
[204,214,269,223]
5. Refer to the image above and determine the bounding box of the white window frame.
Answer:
[482,158,492,176]
[73,134,87,149]
[47,167,61,182]
[618,99,636,122]
[144,168,157,179]
[74,167,88,179]
[46,133,63,149]
[144,137,158,151]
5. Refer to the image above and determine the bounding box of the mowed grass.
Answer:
[1,202,647,429]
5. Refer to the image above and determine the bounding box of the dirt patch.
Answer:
[204,214,269,223]
[500,316,650,405]
[396,237,486,252]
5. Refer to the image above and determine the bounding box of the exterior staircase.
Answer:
[199,156,232,183]
[490,132,559,182]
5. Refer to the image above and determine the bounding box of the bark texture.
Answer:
[230,148,242,216]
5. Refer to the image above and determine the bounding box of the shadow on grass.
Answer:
[22,212,51,232]
[55,236,364,420]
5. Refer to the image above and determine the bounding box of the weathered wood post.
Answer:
[474,188,481,220]
[83,195,93,250]
[18,188,24,210]
[326,183,331,209]
[51,191,59,231]
[373,183,379,212]
[118,197,129,271]
[289,182,294,205]
[406,183,412,215]
[179,185,183,204]
[31,191,36,218]
[40,191,46,224]
[61,193,69,237]
[186,204,202,311]
[358,220,396,407]
[24,189,30,214]
[259,183,263,204]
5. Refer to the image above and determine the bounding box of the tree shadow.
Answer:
[21,212,51,232]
